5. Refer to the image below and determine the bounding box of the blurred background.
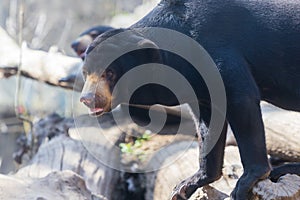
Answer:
[0,0,159,174]
[0,0,159,55]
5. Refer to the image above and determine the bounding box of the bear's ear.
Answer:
[137,39,159,49]
[137,39,163,63]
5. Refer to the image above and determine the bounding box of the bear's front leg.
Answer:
[228,97,271,200]
[171,118,228,200]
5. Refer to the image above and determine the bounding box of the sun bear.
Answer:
[80,1,300,199]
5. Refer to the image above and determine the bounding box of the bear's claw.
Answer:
[170,184,188,200]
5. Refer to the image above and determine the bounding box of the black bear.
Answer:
[59,26,114,91]
[71,25,114,60]
[80,0,300,199]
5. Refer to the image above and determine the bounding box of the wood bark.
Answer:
[0,104,299,199]
[0,26,83,91]
[262,102,300,162]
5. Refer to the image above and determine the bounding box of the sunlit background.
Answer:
[0,0,159,174]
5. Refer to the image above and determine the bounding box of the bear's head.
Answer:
[71,26,114,60]
[79,28,162,116]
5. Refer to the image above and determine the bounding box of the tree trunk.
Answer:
[0,26,83,91]
[262,102,300,162]
[0,102,299,199]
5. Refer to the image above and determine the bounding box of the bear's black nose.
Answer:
[80,93,94,108]
[71,40,79,50]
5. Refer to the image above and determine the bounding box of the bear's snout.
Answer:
[80,92,94,108]
[80,91,110,116]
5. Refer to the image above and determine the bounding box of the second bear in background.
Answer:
[71,25,114,60]
[59,25,114,91]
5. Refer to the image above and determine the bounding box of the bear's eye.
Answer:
[106,69,115,80]
[90,31,99,38]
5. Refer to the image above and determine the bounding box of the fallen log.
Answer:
[4,136,300,200]
[0,27,20,71]
[12,112,129,199]
[0,26,83,91]
[226,102,300,162]
[151,145,300,200]
[262,102,300,162]
[1,102,299,200]
[252,174,300,200]
[13,134,120,199]
[0,170,107,200]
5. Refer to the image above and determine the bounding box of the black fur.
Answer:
[71,25,114,60]
[83,1,300,199]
